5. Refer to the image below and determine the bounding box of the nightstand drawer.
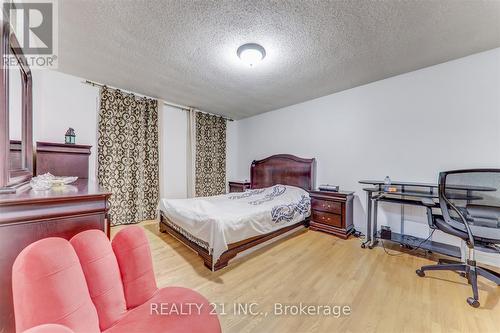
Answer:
[312,211,342,228]
[228,181,251,193]
[311,198,341,214]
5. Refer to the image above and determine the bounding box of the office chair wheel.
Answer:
[361,243,366,249]
[466,297,480,308]
[416,269,425,277]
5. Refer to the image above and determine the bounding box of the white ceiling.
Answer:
[58,0,500,120]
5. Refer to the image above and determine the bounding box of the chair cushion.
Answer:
[103,287,221,333]
[466,204,500,221]
[12,238,100,333]
[436,217,500,245]
[70,230,127,331]
[112,226,158,309]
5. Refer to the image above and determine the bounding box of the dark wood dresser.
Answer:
[228,180,251,193]
[0,180,111,333]
[309,190,354,239]
[36,142,92,178]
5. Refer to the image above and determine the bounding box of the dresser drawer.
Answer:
[312,211,342,228]
[311,198,341,214]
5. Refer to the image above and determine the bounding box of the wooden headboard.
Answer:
[250,154,316,191]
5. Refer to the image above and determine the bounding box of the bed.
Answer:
[159,154,316,270]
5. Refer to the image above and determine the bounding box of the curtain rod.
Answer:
[82,80,233,121]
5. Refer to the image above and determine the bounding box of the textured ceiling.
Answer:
[58,0,500,120]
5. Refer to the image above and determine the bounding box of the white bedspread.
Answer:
[159,184,311,267]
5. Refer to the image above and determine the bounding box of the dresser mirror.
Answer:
[0,20,33,193]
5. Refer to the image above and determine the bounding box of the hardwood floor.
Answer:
[112,221,500,333]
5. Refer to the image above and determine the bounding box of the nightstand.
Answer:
[228,181,251,193]
[309,190,354,239]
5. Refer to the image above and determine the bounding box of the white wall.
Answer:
[226,120,240,182]
[159,104,188,198]
[10,69,101,177]
[31,69,101,180]
[231,48,500,252]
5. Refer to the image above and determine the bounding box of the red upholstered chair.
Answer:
[12,226,221,333]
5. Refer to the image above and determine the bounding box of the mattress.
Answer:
[159,184,311,267]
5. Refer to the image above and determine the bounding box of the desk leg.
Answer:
[361,191,372,248]
[368,199,379,249]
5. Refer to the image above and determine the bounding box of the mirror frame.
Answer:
[0,20,33,193]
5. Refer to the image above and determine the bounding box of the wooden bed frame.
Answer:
[159,154,316,270]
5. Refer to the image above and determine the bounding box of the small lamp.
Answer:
[65,127,76,144]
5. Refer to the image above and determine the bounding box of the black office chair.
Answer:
[416,169,500,307]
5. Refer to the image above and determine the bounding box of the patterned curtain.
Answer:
[195,112,226,197]
[97,87,159,225]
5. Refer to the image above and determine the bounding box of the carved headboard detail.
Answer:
[250,154,316,191]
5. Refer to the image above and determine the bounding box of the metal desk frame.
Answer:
[358,180,493,257]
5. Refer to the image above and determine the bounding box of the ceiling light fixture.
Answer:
[237,43,266,67]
